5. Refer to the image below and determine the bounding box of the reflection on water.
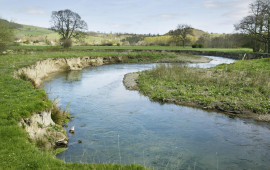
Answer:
[43,57,270,169]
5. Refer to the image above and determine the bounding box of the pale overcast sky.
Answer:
[0,0,254,34]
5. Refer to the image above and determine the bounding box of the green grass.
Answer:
[0,49,203,169]
[137,59,270,116]
[15,25,55,37]
[72,45,253,53]
[9,45,253,54]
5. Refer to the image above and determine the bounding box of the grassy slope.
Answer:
[15,25,55,36]
[138,59,270,118]
[0,49,201,169]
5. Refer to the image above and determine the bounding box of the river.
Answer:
[43,56,270,169]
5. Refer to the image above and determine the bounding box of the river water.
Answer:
[43,56,270,169]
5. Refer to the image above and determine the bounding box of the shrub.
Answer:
[192,44,197,48]
[62,39,72,48]
[23,40,30,44]
[198,43,204,48]
[192,44,204,48]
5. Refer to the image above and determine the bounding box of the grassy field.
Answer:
[73,45,253,53]
[0,49,202,169]
[8,45,253,53]
[137,58,270,120]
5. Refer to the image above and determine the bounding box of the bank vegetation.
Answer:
[137,58,270,121]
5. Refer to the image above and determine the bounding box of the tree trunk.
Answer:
[267,18,270,53]
[254,34,258,52]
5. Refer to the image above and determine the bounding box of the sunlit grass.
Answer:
[138,59,270,115]
[8,45,253,54]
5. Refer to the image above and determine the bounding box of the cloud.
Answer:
[108,22,131,29]
[151,12,186,20]
[27,9,46,15]
[202,1,220,8]
[16,6,47,15]
[222,0,253,22]
[159,14,175,19]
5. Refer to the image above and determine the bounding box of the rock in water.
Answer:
[55,140,68,148]
[69,126,75,134]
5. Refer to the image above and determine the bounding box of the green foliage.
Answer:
[192,43,204,48]
[51,100,70,125]
[121,34,146,45]
[0,19,14,51]
[62,39,72,48]
[37,122,43,128]
[23,40,30,44]
[36,138,46,148]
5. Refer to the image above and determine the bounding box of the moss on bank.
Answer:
[137,59,270,121]
[0,49,203,169]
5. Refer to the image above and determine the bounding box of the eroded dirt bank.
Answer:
[15,56,123,87]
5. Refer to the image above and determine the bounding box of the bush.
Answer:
[23,40,30,44]
[192,44,197,48]
[62,39,72,48]
[198,44,204,48]
[192,43,204,48]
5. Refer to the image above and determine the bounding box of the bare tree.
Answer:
[262,0,270,53]
[169,24,193,47]
[235,0,270,53]
[50,9,88,46]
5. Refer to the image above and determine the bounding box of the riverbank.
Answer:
[0,50,204,169]
[10,45,270,60]
[125,58,270,122]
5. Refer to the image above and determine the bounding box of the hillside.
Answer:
[10,21,225,46]
[13,23,128,45]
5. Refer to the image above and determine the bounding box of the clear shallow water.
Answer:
[43,56,270,169]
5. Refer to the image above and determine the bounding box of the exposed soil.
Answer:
[123,73,139,90]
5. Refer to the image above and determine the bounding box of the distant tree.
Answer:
[235,0,270,53]
[50,9,88,47]
[0,19,14,52]
[169,24,193,47]
[121,34,146,45]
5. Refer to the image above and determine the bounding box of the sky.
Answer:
[0,0,254,34]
